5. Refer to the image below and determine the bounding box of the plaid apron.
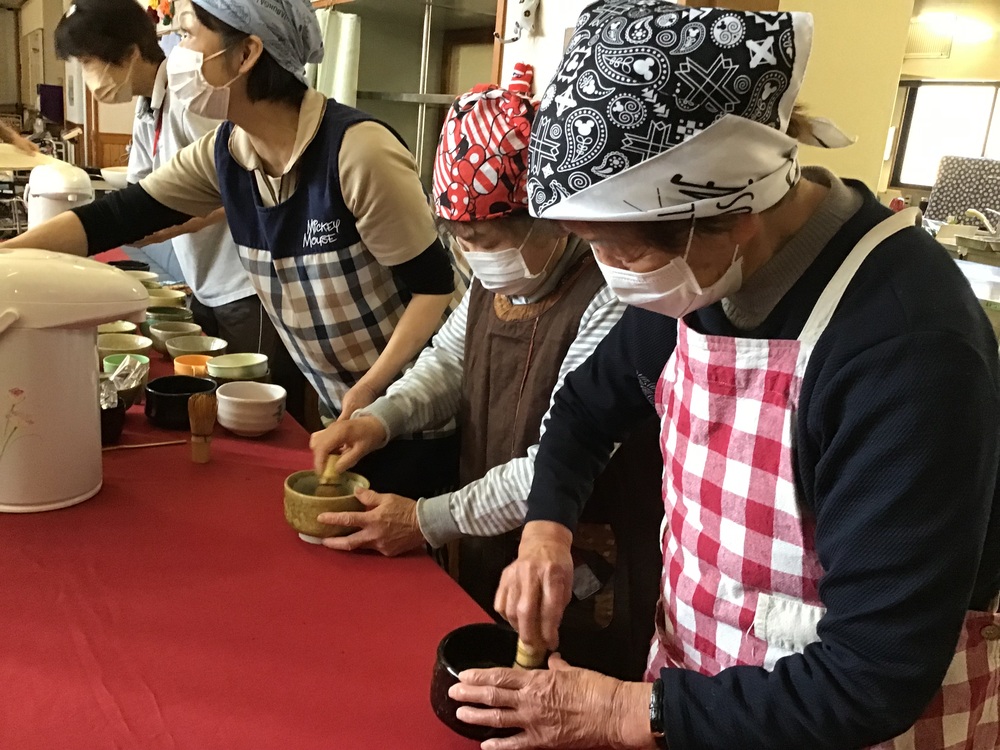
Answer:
[646,208,1000,748]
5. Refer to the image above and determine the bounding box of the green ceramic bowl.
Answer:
[102,353,151,374]
[149,321,203,355]
[206,353,269,380]
[143,306,194,336]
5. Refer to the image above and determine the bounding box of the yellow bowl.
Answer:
[98,320,138,335]
[174,354,213,377]
[146,288,187,307]
[97,333,153,362]
[283,470,370,544]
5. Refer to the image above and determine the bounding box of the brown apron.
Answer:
[457,245,663,679]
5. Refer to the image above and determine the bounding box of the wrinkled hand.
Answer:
[318,488,425,556]
[495,521,575,651]
[339,381,380,421]
[309,415,386,476]
[449,654,655,750]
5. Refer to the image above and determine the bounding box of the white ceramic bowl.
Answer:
[125,270,159,283]
[216,381,287,437]
[206,353,269,381]
[149,321,203,355]
[97,333,153,361]
[100,166,129,189]
[146,288,187,307]
[165,335,227,360]
[97,320,137,335]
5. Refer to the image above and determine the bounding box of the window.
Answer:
[891,82,1000,189]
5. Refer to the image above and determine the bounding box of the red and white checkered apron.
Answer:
[646,209,1000,748]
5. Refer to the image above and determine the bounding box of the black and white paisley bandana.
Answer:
[527,0,851,222]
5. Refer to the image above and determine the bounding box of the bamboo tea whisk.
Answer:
[315,454,343,497]
[513,639,546,670]
[188,393,217,464]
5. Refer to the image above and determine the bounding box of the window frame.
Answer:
[890,79,1000,191]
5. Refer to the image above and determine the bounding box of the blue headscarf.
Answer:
[193,0,324,85]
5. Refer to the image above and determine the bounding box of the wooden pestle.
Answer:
[188,393,217,464]
[315,454,343,497]
[513,639,546,670]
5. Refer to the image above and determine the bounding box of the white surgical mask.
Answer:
[167,46,238,121]
[462,222,560,296]
[84,57,135,104]
[595,220,743,318]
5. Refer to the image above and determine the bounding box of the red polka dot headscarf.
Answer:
[432,63,537,222]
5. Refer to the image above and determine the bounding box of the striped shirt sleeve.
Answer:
[353,291,470,440]
[417,286,625,547]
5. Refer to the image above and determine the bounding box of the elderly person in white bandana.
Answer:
[449,2,1000,749]
[4,0,462,498]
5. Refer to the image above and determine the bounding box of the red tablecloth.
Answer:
[0,257,488,748]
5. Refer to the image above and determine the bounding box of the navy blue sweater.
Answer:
[525,187,1000,749]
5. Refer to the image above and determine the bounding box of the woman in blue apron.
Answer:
[448,2,1000,749]
[5,0,459,497]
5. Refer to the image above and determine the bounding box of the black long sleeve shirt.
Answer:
[72,183,455,295]
[525,187,1000,749]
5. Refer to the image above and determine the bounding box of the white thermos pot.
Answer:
[25,162,94,229]
[0,249,148,512]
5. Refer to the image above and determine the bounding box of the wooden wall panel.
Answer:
[96,133,130,169]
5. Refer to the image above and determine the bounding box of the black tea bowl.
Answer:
[100,400,126,446]
[431,622,522,741]
[107,259,150,273]
[144,376,216,430]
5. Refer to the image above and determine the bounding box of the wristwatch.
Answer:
[649,677,667,749]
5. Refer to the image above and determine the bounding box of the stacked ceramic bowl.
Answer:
[143,306,193,337]
[216,381,286,437]
[206,353,269,383]
[149,321,203,355]
[125,270,161,290]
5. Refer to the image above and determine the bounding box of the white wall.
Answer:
[20,0,43,33]
[779,0,914,190]
[19,0,66,104]
[499,0,591,92]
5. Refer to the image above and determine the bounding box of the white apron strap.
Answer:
[798,208,922,347]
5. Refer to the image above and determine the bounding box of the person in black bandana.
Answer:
[448,2,1000,749]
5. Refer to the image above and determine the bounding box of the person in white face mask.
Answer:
[308,65,664,680]
[10,0,460,500]
[454,3,1000,749]
[53,0,306,422]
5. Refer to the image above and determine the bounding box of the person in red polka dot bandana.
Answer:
[433,63,537,223]
[431,62,589,299]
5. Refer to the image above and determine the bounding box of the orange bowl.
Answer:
[174,354,213,377]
